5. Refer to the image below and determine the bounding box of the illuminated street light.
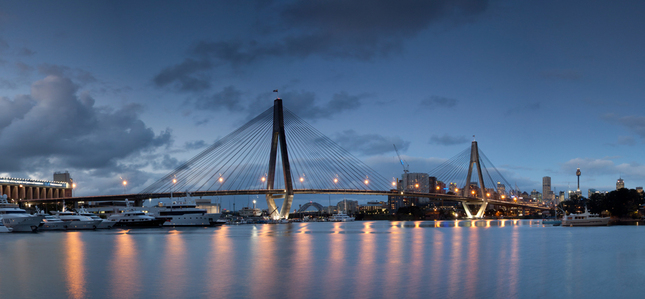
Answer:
[300,177,304,182]
[455,188,459,192]
[218,177,224,183]
[122,180,127,194]
[261,176,266,182]
[487,193,490,197]
[364,179,369,185]
[334,178,339,184]
[436,186,440,190]
[392,181,396,186]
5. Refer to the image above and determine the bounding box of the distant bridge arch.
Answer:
[298,201,324,212]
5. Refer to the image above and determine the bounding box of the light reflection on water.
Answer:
[65,232,86,299]
[0,220,644,298]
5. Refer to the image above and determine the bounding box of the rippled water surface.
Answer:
[1,220,645,298]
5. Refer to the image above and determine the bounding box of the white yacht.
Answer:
[148,198,221,227]
[562,207,610,227]
[0,195,43,232]
[77,209,116,229]
[40,215,68,230]
[329,212,355,222]
[108,210,166,228]
[53,211,103,230]
[0,221,12,233]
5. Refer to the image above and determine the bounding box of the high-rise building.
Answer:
[428,176,437,193]
[637,187,643,194]
[616,177,625,190]
[402,173,430,193]
[497,182,506,195]
[542,176,552,201]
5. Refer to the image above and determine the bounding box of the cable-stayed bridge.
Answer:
[29,98,547,218]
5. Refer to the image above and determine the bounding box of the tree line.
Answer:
[558,188,644,218]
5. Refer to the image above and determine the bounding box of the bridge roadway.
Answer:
[23,189,549,211]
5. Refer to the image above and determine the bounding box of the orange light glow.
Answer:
[364,179,369,185]
[261,177,266,182]
[334,178,339,183]
[300,177,304,182]
[218,177,224,183]
[122,180,127,186]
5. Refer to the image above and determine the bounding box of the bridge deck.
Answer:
[21,189,549,210]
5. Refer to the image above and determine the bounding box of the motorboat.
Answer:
[147,196,221,227]
[53,211,103,230]
[77,209,116,229]
[40,215,68,231]
[0,219,12,233]
[108,210,166,228]
[562,207,610,227]
[329,212,355,222]
[0,195,43,232]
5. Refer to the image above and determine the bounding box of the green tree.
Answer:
[588,192,606,214]
[603,188,643,218]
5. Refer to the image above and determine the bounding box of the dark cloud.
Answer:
[603,114,645,139]
[154,0,489,92]
[15,62,33,75]
[429,134,469,146]
[248,90,365,120]
[194,85,245,111]
[0,75,173,172]
[185,140,207,150]
[38,64,97,85]
[153,58,212,92]
[333,129,409,156]
[18,47,35,56]
[421,95,458,109]
[616,136,637,146]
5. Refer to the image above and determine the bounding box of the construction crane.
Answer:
[393,144,409,174]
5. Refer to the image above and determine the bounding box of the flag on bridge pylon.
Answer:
[273,89,278,92]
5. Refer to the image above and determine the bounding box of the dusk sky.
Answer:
[1,0,644,207]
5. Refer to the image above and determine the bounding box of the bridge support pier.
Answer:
[462,201,488,219]
[265,98,295,220]
[463,140,489,219]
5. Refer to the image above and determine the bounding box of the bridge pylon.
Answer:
[462,140,488,219]
[266,98,294,219]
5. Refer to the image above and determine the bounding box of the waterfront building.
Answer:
[542,177,553,201]
[336,199,358,214]
[360,201,387,213]
[617,177,625,190]
[429,176,437,193]
[0,172,72,200]
[402,173,430,193]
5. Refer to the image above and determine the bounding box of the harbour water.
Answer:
[1,220,645,298]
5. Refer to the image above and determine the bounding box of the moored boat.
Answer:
[0,195,43,232]
[108,210,166,228]
[562,207,610,227]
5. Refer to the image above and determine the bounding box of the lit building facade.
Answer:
[0,172,72,200]
[542,176,553,201]
[616,177,625,190]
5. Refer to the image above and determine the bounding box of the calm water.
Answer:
[1,220,645,298]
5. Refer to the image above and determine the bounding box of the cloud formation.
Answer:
[154,0,489,91]
[603,114,645,139]
[0,75,172,173]
[421,95,458,109]
[429,134,469,146]
[333,129,409,156]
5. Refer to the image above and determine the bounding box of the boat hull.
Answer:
[113,218,166,228]
[562,218,610,226]
[2,215,44,232]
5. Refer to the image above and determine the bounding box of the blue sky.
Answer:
[1,0,644,208]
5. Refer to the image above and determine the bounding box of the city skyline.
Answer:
[0,1,645,207]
